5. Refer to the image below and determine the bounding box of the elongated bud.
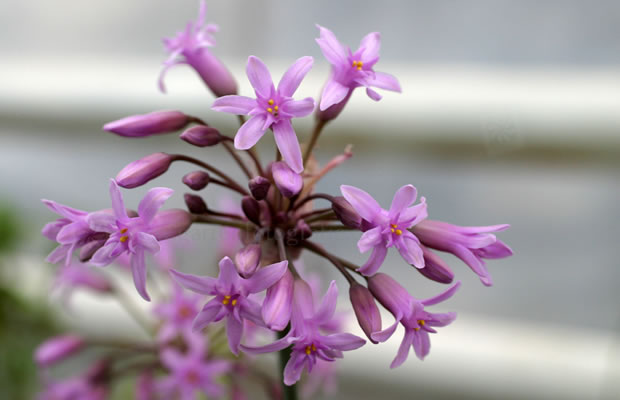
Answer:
[367,273,412,317]
[317,91,352,123]
[248,176,271,201]
[104,110,190,137]
[180,125,223,147]
[349,282,382,343]
[241,196,261,226]
[35,335,84,367]
[272,161,302,198]
[182,171,210,191]
[150,209,192,240]
[116,153,174,189]
[262,269,294,331]
[331,196,362,229]
[185,48,238,97]
[417,246,454,284]
[235,244,261,278]
[184,193,208,214]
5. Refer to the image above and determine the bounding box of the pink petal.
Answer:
[86,212,116,233]
[366,87,382,101]
[278,56,314,97]
[359,32,381,62]
[218,256,240,292]
[170,269,217,295]
[368,71,401,92]
[323,333,365,351]
[390,331,413,369]
[131,250,150,301]
[371,317,400,343]
[272,119,303,173]
[292,279,315,320]
[244,260,288,294]
[226,317,243,355]
[314,280,338,325]
[413,331,431,360]
[46,244,71,264]
[193,299,223,331]
[160,348,184,370]
[315,25,348,65]
[388,185,417,219]
[358,244,388,276]
[42,199,87,220]
[397,232,425,268]
[135,232,160,253]
[90,242,120,266]
[319,79,349,111]
[109,179,128,220]
[211,95,256,114]
[283,351,306,386]
[340,185,382,223]
[398,198,428,227]
[233,115,268,150]
[357,226,383,253]
[421,282,461,306]
[246,56,273,98]
[56,222,88,244]
[137,187,173,222]
[282,97,315,118]
[240,334,293,354]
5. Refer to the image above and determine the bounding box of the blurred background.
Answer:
[1,0,619,398]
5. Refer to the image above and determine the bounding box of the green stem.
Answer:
[302,119,327,167]
[192,214,255,231]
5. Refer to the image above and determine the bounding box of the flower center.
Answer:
[352,60,363,70]
[185,370,200,385]
[390,224,402,236]
[304,343,317,355]
[178,305,193,319]
[266,98,279,117]
[414,319,425,331]
[119,227,129,243]
[221,295,238,306]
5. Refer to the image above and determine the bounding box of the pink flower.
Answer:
[212,56,315,173]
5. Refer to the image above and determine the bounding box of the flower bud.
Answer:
[417,246,454,284]
[272,161,302,198]
[116,153,175,189]
[182,171,210,191]
[184,193,208,214]
[150,209,192,240]
[180,125,223,147]
[234,244,261,278]
[185,48,238,97]
[349,282,382,343]
[103,110,190,137]
[262,269,294,331]
[317,91,352,123]
[367,273,412,316]
[241,196,261,226]
[248,176,271,201]
[331,196,362,229]
[286,220,312,246]
[78,236,108,263]
[35,335,84,367]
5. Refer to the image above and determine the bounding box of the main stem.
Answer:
[302,118,327,167]
[278,328,297,400]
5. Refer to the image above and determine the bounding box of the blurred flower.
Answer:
[34,335,84,368]
[154,283,202,343]
[212,56,315,173]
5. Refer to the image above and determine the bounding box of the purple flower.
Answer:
[41,200,102,266]
[159,1,237,97]
[212,56,315,173]
[103,111,190,138]
[412,220,513,286]
[87,180,174,301]
[368,273,460,367]
[171,256,289,355]
[52,263,112,305]
[153,284,202,343]
[242,280,365,386]
[341,184,428,276]
[38,361,109,400]
[315,25,401,111]
[157,329,230,399]
[34,335,84,367]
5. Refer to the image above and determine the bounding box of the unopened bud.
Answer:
[417,246,454,284]
[349,282,382,343]
[331,196,362,229]
[235,244,261,278]
[248,176,271,201]
[367,273,412,317]
[104,110,190,137]
[182,171,210,191]
[241,196,261,226]
[287,220,312,245]
[184,194,208,214]
[116,153,175,189]
[262,269,294,331]
[180,125,223,147]
[186,48,238,97]
[150,209,192,240]
[35,335,84,367]
[317,91,352,123]
[272,161,302,198]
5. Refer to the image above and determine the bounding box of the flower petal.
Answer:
[396,232,425,268]
[56,222,88,244]
[90,242,120,266]
[314,280,338,325]
[388,185,417,219]
[282,97,315,118]
[131,250,150,301]
[135,232,160,253]
[368,71,401,92]
[42,200,87,220]
[138,187,173,222]
[240,334,293,354]
[170,269,217,295]
[233,115,268,150]
[109,179,128,220]
[211,95,256,114]
[193,299,223,331]
[340,185,382,223]
[398,197,427,227]
[86,212,116,233]
[413,331,431,360]
[366,87,382,101]
[283,351,306,386]
[323,333,365,351]
[273,119,303,173]
[218,256,240,293]
[239,298,265,326]
[319,79,349,111]
[421,281,461,306]
[371,317,400,343]
[390,331,413,369]
[245,260,288,294]
[226,317,243,355]
[160,348,184,370]
[358,244,388,276]
[278,56,313,97]
[359,32,381,62]
[315,25,348,65]
[357,226,383,253]
[246,56,273,98]
[46,244,71,264]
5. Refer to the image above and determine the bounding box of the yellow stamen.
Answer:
[414,327,420,331]
[395,229,402,235]
[390,228,395,233]
[268,99,274,105]
[120,236,128,243]
[305,346,312,355]
[231,299,237,306]
[311,344,316,351]
[391,224,397,228]
[222,295,231,305]
[418,319,425,326]
[120,228,128,233]
[352,60,363,70]
[274,105,279,111]
[267,107,273,113]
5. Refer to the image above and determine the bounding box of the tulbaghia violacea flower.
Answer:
[159,1,237,97]
[212,56,315,173]
[315,25,401,111]
[38,361,109,400]
[35,335,84,368]
[412,220,513,286]
[341,184,428,275]
[158,329,230,399]
[153,283,202,343]
[52,263,112,304]
[87,180,174,301]
[103,111,191,138]
[242,280,365,386]
[171,256,289,355]
[369,273,460,367]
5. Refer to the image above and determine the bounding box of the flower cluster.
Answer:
[37,2,512,398]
